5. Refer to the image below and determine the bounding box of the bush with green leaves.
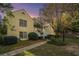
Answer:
[28,32,39,40]
[3,36,18,45]
[45,35,56,39]
[47,35,66,46]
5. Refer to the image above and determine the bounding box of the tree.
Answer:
[33,17,43,34]
[40,3,79,43]
[0,3,13,36]
[71,11,79,32]
[0,4,13,13]
[72,20,79,32]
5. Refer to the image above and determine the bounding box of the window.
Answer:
[19,32,27,38]
[19,19,27,27]
[23,32,27,38]
[19,32,23,38]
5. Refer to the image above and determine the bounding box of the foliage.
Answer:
[33,18,44,35]
[0,17,9,35]
[40,4,79,43]
[28,32,39,40]
[47,36,66,46]
[0,3,13,14]
[34,22,43,29]
[71,19,79,32]
[0,3,13,36]
[40,4,79,32]
[3,36,18,45]
[45,35,55,39]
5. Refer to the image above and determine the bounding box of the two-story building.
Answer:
[6,9,55,40]
[6,9,34,40]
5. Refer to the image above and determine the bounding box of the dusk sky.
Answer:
[12,3,45,18]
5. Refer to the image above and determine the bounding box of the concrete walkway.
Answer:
[0,41,47,56]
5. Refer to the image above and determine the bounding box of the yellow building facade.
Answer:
[6,9,34,40]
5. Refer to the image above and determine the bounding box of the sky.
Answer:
[12,3,45,18]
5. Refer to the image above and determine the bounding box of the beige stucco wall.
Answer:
[6,9,34,40]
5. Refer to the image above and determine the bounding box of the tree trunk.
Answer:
[62,29,65,43]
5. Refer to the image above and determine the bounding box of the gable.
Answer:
[6,9,34,31]
[6,9,33,25]
[12,9,33,21]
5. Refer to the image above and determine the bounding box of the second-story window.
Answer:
[19,19,27,27]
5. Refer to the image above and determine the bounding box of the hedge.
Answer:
[3,36,18,45]
[28,32,39,40]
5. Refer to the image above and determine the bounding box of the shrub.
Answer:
[45,35,55,39]
[47,36,66,46]
[55,34,60,38]
[28,32,39,40]
[3,36,18,45]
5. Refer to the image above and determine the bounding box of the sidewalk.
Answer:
[0,41,47,56]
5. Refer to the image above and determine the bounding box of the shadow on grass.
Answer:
[48,41,66,46]
[47,38,67,46]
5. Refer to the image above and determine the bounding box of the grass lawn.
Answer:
[16,43,76,56]
[16,36,79,56]
[0,40,45,54]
